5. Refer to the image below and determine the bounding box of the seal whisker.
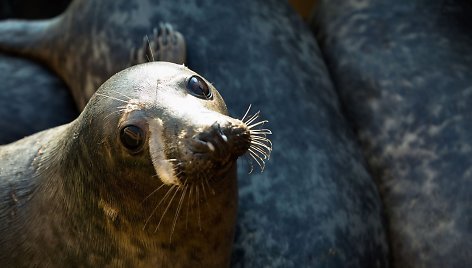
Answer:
[250,141,271,154]
[186,184,194,229]
[204,177,215,195]
[248,149,266,165]
[250,141,272,151]
[196,184,202,231]
[145,35,155,62]
[249,145,269,160]
[170,184,187,241]
[201,180,211,212]
[103,109,124,121]
[249,154,265,172]
[248,121,273,163]
[247,120,269,129]
[251,135,273,145]
[140,36,151,63]
[244,110,260,122]
[249,129,272,135]
[250,140,273,153]
[171,160,184,179]
[142,183,166,203]
[155,185,180,232]
[244,111,261,125]
[201,179,208,201]
[248,149,266,171]
[244,154,255,174]
[95,93,129,104]
[144,184,176,230]
[249,148,270,161]
[109,89,132,100]
[240,104,252,122]
[250,144,272,158]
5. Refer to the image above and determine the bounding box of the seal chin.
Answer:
[172,158,234,186]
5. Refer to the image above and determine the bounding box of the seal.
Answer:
[0,15,185,109]
[0,62,272,267]
[0,0,76,145]
[312,0,472,267]
[0,1,390,266]
[0,53,77,144]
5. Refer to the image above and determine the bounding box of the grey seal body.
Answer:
[312,0,472,267]
[0,0,389,266]
[0,53,77,144]
[0,62,264,267]
[0,2,76,144]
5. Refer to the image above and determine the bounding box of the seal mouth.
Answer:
[170,157,235,186]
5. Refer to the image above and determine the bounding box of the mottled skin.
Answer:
[312,0,472,267]
[0,1,185,110]
[0,53,77,144]
[0,62,251,267]
[0,1,76,144]
[0,0,389,266]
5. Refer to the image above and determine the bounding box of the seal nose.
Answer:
[189,121,250,162]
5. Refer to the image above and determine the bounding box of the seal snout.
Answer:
[189,121,251,163]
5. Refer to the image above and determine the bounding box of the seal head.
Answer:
[92,62,251,187]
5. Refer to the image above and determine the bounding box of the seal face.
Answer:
[0,62,272,267]
[99,63,254,187]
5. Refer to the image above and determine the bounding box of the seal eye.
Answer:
[120,125,145,152]
[187,75,212,99]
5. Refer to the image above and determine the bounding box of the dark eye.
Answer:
[187,75,212,99]
[120,125,145,152]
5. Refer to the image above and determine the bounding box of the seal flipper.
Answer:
[0,16,186,111]
[0,17,60,64]
[132,23,186,65]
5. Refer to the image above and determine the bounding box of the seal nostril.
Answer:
[207,142,215,152]
[211,122,228,142]
[188,122,234,161]
[211,122,221,131]
[220,133,228,142]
